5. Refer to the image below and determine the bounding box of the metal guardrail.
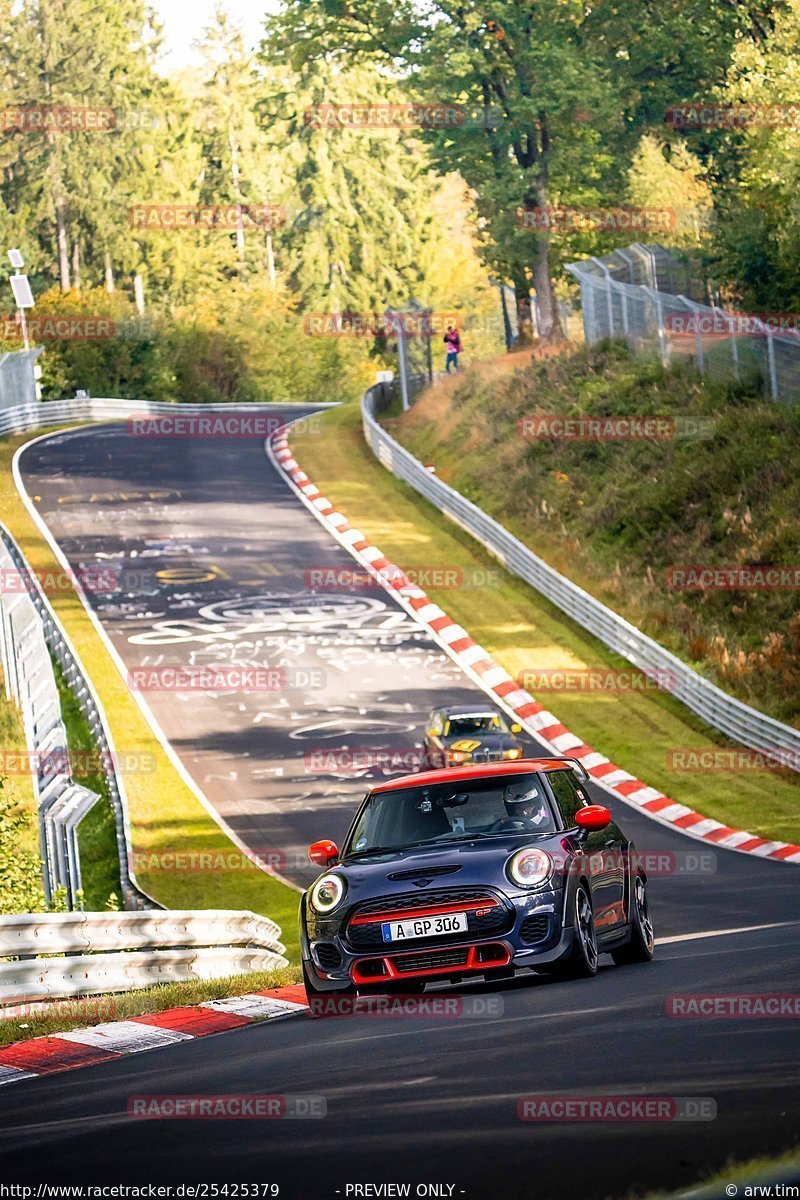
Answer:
[0,910,287,1003]
[361,386,800,769]
[0,522,151,910]
[0,396,309,438]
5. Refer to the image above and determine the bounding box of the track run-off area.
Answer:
[0,412,797,1198]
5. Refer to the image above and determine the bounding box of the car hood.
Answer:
[332,834,565,904]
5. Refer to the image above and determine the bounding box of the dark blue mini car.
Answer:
[300,759,654,997]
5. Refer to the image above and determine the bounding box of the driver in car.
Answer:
[494,782,551,831]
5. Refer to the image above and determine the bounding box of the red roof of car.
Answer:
[370,758,575,794]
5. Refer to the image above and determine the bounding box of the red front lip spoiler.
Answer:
[351,942,511,985]
[349,898,500,926]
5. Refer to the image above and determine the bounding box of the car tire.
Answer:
[556,883,599,979]
[611,873,654,965]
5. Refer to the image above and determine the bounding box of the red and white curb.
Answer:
[0,986,309,1088]
[269,428,800,868]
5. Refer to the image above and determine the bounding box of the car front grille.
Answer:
[519,914,550,945]
[393,947,470,973]
[470,749,503,763]
[314,942,343,969]
[346,887,513,951]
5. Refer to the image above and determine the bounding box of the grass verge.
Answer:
[53,656,121,910]
[0,964,301,1047]
[291,402,799,845]
[640,1147,799,1198]
[0,678,45,913]
[1,425,300,957]
[393,343,800,728]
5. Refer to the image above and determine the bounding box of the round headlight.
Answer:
[309,873,345,914]
[508,848,552,889]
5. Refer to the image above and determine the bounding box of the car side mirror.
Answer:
[511,724,522,734]
[309,839,339,868]
[574,805,611,833]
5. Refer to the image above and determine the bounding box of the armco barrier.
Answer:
[0,396,323,438]
[0,522,148,909]
[361,385,800,769]
[0,910,287,1003]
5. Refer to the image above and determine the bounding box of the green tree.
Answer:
[2,0,169,297]
[262,0,618,342]
[709,0,800,308]
[257,55,444,316]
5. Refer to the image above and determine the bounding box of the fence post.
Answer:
[653,293,669,368]
[398,325,411,411]
[766,330,779,400]
[386,309,411,411]
[585,282,596,345]
[591,258,615,337]
[726,312,740,381]
[692,302,705,374]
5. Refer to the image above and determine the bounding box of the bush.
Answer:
[0,782,45,914]
[22,282,375,406]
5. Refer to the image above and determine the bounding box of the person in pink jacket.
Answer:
[444,325,462,373]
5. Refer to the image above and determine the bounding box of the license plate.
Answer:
[382,912,468,942]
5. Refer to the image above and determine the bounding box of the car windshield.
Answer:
[444,713,509,737]
[344,773,557,857]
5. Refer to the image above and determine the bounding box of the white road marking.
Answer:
[56,1021,193,1052]
[656,920,800,946]
[0,1065,39,1086]
[201,994,306,1019]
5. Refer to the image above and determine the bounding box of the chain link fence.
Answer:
[567,243,800,404]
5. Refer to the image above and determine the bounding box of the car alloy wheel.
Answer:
[612,872,655,965]
[555,883,598,979]
[575,885,599,973]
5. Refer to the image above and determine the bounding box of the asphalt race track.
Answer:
[16,413,484,887]
[1,414,798,1198]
